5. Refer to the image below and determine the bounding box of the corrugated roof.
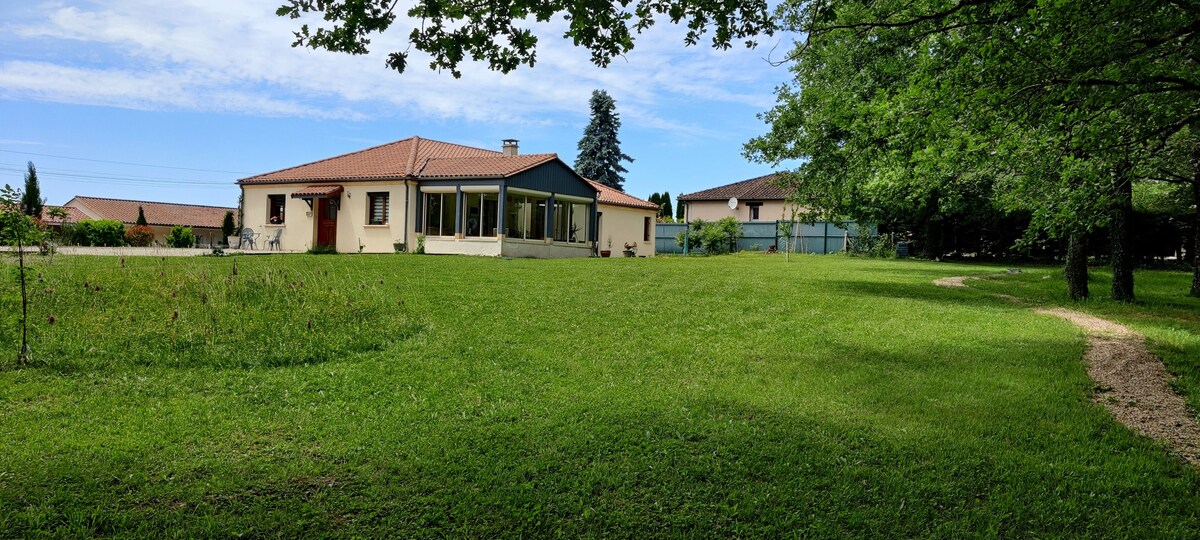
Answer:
[586,180,658,211]
[239,136,502,184]
[678,173,790,201]
[67,196,235,229]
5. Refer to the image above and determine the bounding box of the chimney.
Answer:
[502,139,519,156]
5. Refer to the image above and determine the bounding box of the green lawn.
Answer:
[972,266,1200,415]
[1,254,1197,537]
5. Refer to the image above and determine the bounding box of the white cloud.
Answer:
[2,0,787,133]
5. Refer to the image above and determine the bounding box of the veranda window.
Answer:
[463,193,498,237]
[424,192,456,236]
[553,201,589,243]
[504,194,547,240]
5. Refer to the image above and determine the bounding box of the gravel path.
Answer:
[1036,308,1200,465]
[935,276,1200,465]
[932,276,969,288]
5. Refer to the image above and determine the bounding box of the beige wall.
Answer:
[598,204,656,256]
[425,237,503,257]
[684,200,790,223]
[241,181,416,253]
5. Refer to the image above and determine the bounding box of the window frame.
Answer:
[424,192,457,237]
[748,202,763,221]
[367,192,389,225]
[268,194,286,224]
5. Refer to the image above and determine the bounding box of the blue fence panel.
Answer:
[656,223,688,254]
[655,220,873,255]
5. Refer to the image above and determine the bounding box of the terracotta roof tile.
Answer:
[68,196,235,229]
[586,180,658,211]
[290,185,344,198]
[415,154,558,178]
[39,205,88,225]
[678,173,790,201]
[239,136,501,184]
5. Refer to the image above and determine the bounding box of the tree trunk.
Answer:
[920,193,941,259]
[1066,233,1090,300]
[1110,163,1135,302]
[1191,179,1199,297]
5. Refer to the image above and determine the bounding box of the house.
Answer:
[38,205,88,229]
[237,136,658,257]
[589,180,659,256]
[678,173,792,222]
[62,196,235,246]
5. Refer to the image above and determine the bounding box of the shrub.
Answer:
[221,211,236,239]
[0,212,45,247]
[307,244,338,254]
[76,219,126,247]
[675,218,743,255]
[125,225,155,247]
[166,225,196,248]
[846,224,894,258]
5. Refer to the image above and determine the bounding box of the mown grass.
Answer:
[1,254,1198,537]
[972,265,1200,421]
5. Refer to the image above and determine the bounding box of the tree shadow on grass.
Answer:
[6,393,1199,538]
[823,278,1029,311]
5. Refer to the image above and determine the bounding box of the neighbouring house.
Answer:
[237,136,658,257]
[678,173,792,222]
[62,196,236,246]
[38,205,88,232]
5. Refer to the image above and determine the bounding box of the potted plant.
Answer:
[393,239,407,253]
[600,237,612,258]
[622,241,637,257]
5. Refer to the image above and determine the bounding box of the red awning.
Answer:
[291,185,344,199]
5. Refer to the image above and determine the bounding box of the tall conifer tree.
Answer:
[21,162,42,218]
[575,90,634,191]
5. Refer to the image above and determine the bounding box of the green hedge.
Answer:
[69,219,126,247]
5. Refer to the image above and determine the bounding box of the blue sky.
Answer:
[0,1,797,208]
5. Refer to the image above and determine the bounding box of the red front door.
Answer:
[316,197,337,248]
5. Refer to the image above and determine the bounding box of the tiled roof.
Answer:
[291,185,344,198]
[67,196,235,229]
[586,180,659,211]
[678,173,790,201]
[239,136,502,184]
[39,205,88,225]
[416,154,558,178]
